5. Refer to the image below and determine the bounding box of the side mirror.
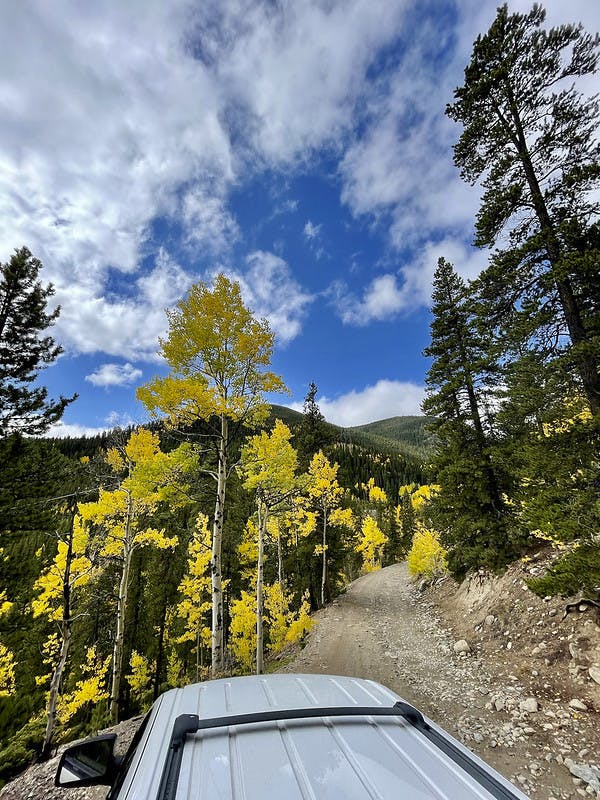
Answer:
[55,734,118,787]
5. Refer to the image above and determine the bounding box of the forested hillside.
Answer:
[0,3,598,791]
[0,276,431,784]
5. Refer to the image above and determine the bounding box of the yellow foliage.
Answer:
[361,478,387,504]
[229,591,257,671]
[307,452,343,508]
[241,420,297,501]
[137,274,288,427]
[329,507,356,530]
[0,591,13,617]
[284,501,317,540]
[237,519,259,583]
[0,642,16,696]
[541,395,592,437]
[176,514,212,647]
[32,517,92,620]
[56,646,110,724]
[128,651,152,697]
[284,591,314,645]
[264,583,291,653]
[355,516,388,572]
[398,483,440,512]
[263,583,314,653]
[35,634,61,687]
[407,524,448,578]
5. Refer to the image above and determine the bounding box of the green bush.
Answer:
[0,716,45,788]
[528,544,600,598]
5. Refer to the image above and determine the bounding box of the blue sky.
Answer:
[1,0,598,435]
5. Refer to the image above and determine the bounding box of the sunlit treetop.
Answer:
[138,274,288,428]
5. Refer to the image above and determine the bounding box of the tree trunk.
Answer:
[41,624,70,760]
[211,415,227,676]
[256,501,265,675]
[41,504,76,760]
[321,507,328,608]
[153,599,167,700]
[277,525,283,586]
[109,493,133,725]
[504,82,600,414]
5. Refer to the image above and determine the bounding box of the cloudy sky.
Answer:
[1,0,598,435]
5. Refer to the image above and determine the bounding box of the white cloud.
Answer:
[332,274,405,325]
[216,0,409,165]
[44,421,112,439]
[55,286,169,362]
[3,0,595,367]
[331,238,489,325]
[0,1,233,287]
[137,248,195,306]
[105,411,136,428]
[294,380,425,427]
[223,251,314,344]
[182,187,239,254]
[85,363,143,387]
[303,220,322,241]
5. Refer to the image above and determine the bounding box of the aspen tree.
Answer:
[176,513,212,681]
[31,506,94,758]
[355,516,388,572]
[307,452,343,607]
[241,420,298,673]
[78,429,185,723]
[138,275,286,675]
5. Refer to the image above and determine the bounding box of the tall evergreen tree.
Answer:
[0,248,75,436]
[447,4,600,413]
[295,382,334,470]
[423,258,522,576]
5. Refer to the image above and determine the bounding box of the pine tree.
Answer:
[295,382,334,470]
[0,248,75,436]
[423,258,522,576]
[447,4,600,414]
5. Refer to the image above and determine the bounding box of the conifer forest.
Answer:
[0,4,598,786]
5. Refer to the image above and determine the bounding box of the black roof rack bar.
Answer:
[156,701,521,800]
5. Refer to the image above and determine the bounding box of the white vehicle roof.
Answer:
[115,673,528,800]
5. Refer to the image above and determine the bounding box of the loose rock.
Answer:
[588,666,600,685]
[453,639,471,654]
[519,698,539,714]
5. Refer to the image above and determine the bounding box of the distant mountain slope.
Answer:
[270,406,433,465]
[348,416,434,461]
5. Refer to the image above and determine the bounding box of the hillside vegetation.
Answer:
[0,4,598,792]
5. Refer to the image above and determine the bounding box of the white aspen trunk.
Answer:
[42,506,76,759]
[211,415,227,676]
[256,501,265,675]
[195,626,200,683]
[277,524,283,586]
[321,506,328,608]
[41,622,70,759]
[110,492,133,724]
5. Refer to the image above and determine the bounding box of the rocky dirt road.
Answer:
[282,563,600,800]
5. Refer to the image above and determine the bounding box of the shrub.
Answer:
[407,524,448,579]
[528,543,600,598]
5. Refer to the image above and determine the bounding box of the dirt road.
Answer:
[282,563,596,799]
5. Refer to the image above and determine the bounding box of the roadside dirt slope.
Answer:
[282,562,600,800]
